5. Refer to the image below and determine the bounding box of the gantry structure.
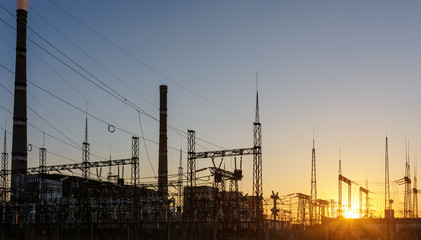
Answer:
[338,158,352,217]
[186,90,263,224]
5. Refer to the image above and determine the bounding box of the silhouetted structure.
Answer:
[11,8,28,202]
[158,85,168,199]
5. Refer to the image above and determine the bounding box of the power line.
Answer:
[44,0,252,123]
[137,111,156,177]
[29,47,119,127]
[29,6,159,114]
[0,14,157,122]
[0,11,235,153]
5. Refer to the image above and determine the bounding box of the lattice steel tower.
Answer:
[253,89,263,219]
[385,137,391,213]
[39,146,46,204]
[338,153,342,217]
[187,130,196,189]
[131,137,139,187]
[310,138,317,224]
[178,148,183,207]
[404,139,412,218]
[1,128,8,202]
[413,158,418,218]
[82,116,90,179]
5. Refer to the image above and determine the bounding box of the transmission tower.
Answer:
[404,139,412,218]
[131,137,139,187]
[1,128,8,202]
[131,136,140,223]
[252,89,263,221]
[310,137,317,225]
[38,145,47,224]
[39,146,46,204]
[82,116,90,179]
[178,148,183,208]
[413,158,418,218]
[338,152,342,217]
[385,137,391,214]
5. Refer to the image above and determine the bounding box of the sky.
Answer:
[1,1,421,217]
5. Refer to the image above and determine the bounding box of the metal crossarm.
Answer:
[9,158,132,175]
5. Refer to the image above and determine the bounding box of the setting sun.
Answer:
[344,210,360,219]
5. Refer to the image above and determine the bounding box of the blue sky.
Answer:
[1,1,421,216]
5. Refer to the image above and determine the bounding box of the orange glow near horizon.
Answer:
[344,209,361,219]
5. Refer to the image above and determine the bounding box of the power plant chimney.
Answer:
[158,85,168,199]
[11,8,28,201]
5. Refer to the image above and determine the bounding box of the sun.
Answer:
[344,209,360,219]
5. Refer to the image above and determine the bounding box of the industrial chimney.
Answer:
[158,85,168,199]
[11,8,28,201]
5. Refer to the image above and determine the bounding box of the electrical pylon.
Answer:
[178,148,183,208]
[310,137,317,225]
[404,138,412,218]
[253,88,263,221]
[413,158,418,218]
[82,116,90,179]
[1,128,8,202]
[385,137,391,213]
[338,151,342,217]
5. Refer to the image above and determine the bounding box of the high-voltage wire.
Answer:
[0,125,80,164]
[29,6,217,150]
[0,99,108,162]
[0,66,110,160]
[137,111,156,177]
[29,48,119,128]
[44,0,252,124]
[0,13,230,153]
[29,6,159,114]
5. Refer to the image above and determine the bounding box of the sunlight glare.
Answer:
[344,210,360,219]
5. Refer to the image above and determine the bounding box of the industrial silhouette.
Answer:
[2,3,421,240]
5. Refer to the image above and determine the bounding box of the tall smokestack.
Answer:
[158,85,168,199]
[11,8,28,201]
